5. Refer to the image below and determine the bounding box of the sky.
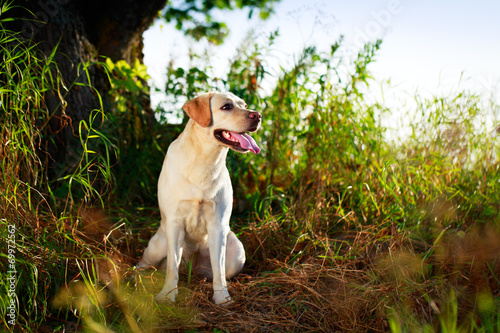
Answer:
[143,0,500,113]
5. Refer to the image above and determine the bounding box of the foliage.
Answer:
[0,3,54,327]
[148,30,500,332]
[0,2,115,330]
[164,0,279,44]
[105,58,151,114]
[0,1,499,331]
[104,57,171,204]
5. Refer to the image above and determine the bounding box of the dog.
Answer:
[137,92,262,305]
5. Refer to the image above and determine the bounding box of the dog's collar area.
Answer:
[214,129,261,154]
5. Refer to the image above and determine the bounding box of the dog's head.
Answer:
[182,92,262,154]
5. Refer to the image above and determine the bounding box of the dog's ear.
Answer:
[182,93,214,127]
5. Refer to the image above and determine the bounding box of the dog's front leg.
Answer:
[208,225,231,305]
[155,224,184,303]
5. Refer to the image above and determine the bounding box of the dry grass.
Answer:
[147,225,498,332]
[43,216,499,332]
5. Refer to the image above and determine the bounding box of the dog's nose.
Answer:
[248,111,262,120]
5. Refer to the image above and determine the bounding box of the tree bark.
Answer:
[9,0,167,179]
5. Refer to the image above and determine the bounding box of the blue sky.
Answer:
[143,0,500,110]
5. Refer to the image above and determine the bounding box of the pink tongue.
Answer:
[230,132,261,154]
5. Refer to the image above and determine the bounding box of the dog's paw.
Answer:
[213,289,232,305]
[155,288,177,303]
[134,260,149,269]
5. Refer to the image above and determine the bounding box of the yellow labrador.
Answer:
[137,92,261,304]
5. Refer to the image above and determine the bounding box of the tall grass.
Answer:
[0,2,59,327]
[0,3,117,331]
[0,4,499,331]
[162,32,500,331]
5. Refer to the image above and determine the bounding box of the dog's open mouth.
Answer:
[214,129,261,154]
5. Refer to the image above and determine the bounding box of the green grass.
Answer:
[1,5,499,332]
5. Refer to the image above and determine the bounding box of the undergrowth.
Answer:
[0,2,499,332]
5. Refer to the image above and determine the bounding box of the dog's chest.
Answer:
[177,199,216,241]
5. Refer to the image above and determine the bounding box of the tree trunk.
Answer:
[9,0,167,179]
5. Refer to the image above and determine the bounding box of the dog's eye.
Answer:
[221,103,233,111]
